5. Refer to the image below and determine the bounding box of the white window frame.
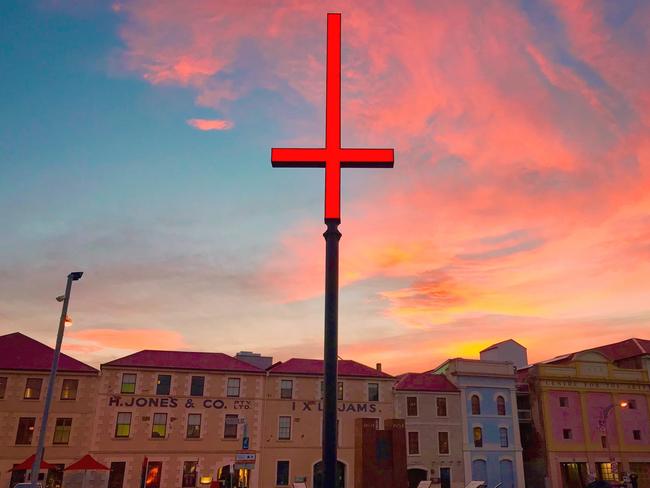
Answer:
[278,415,292,441]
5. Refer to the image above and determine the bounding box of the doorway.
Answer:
[313,461,345,488]
[408,468,428,488]
[440,467,451,488]
[145,461,162,488]
[108,461,126,488]
[560,462,588,488]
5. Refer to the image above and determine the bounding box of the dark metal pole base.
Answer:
[323,218,341,488]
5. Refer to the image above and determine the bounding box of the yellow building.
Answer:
[259,358,395,488]
[0,332,99,488]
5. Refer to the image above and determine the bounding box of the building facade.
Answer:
[393,373,464,488]
[259,358,395,488]
[434,358,525,488]
[0,332,99,488]
[521,349,650,488]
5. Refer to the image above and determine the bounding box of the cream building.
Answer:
[259,358,395,488]
[0,332,99,488]
[394,373,464,488]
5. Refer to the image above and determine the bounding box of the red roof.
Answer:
[0,332,97,373]
[268,358,393,378]
[394,373,458,392]
[65,454,109,471]
[103,350,263,373]
[592,338,650,361]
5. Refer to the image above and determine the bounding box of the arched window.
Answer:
[471,395,481,415]
[473,426,483,447]
[497,395,506,415]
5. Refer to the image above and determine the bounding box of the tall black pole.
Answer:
[323,218,341,488]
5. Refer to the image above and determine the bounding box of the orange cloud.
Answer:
[187,118,234,131]
[67,328,189,352]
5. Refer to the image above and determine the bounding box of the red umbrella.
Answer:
[64,454,109,488]
[8,454,58,472]
[64,455,109,472]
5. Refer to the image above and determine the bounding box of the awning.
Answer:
[8,454,58,472]
[64,455,109,471]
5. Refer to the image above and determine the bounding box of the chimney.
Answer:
[376,363,382,372]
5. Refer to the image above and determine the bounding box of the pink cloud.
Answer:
[187,118,234,131]
[67,328,189,351]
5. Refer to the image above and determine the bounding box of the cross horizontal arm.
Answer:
[340,148,394,168]
[271,148,326,168]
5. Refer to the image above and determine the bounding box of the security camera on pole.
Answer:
[30,272,83,488]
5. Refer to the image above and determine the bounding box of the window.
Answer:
[24,378,42,399]
[338,381,343,400]
[190,376,204,397]
[278,416,292,440]
[156,375,171,395]
[152,413,167,438]
[497,396,506,415]
[437,397,447,417]
[187,414,201,438]
[182,461,198,488]
[121,373,136,394]
[499,427,509,447]
[563,428,572,440]
[601,435,608,448]
[629,399,637,409]
[368,383,379,402]
[60,379,78,400]
[224,414,238,439]
[53,418,72,444]
[16,417,36,444]
[438,431,449,454]
[597,462,617,482]
[408,431,420,454]
[473,427,483,447]
[276,461,290,486]
[145,461,163,488]
[633,430,642,440]
[406,396,418,416]
[0,377,7,398]
[280,380,293,399]
[227,378,240,397]
[559,396,569,407]
[115,412,132,437]
[471,395,481,415]
[107,461,126,488]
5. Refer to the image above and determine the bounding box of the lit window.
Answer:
[16,417,36,444]
[438,431,449,454]
[499,427,509,447]
[151,413,167,438]
[407,396,418,416]
[473,427,483,447]
[60,379,78,400]
[227,378,241,397]
[190,376,204,397]
[24,378,42,399]
[187,414,201,438]
[276,461,290,486]
[471,395,481,415]
[437,397,447,417]
[280,380,293,399]
[563,429,572,440]
[121,374,136,394]
[497,396,506,415]
[408,431,420,454]
[182,461,198,488]
[278,416,292,440]
[156,375,171,396]
[368,383,379,402]
[115,412,131,438]
[338,381,343,401]
[53,418,72,444]
[0,377,7,398]
[224,414,238,439]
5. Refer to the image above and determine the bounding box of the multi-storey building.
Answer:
[433,358,525,488]
[0,332,99,488]
[92,350,267,488]
[520,348,650,488]
[393,372,464,488]
[259,358,394,488]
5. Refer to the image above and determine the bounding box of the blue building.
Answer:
[432,357,525,488]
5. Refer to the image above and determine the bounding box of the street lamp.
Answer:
[598,400,630,481]
[30,272,83,488]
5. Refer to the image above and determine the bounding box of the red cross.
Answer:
[272,13,394,221]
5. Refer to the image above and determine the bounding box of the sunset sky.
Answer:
[1,1,649,374]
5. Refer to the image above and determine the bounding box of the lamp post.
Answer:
[598,400,629,480]
[30,271,83,488]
